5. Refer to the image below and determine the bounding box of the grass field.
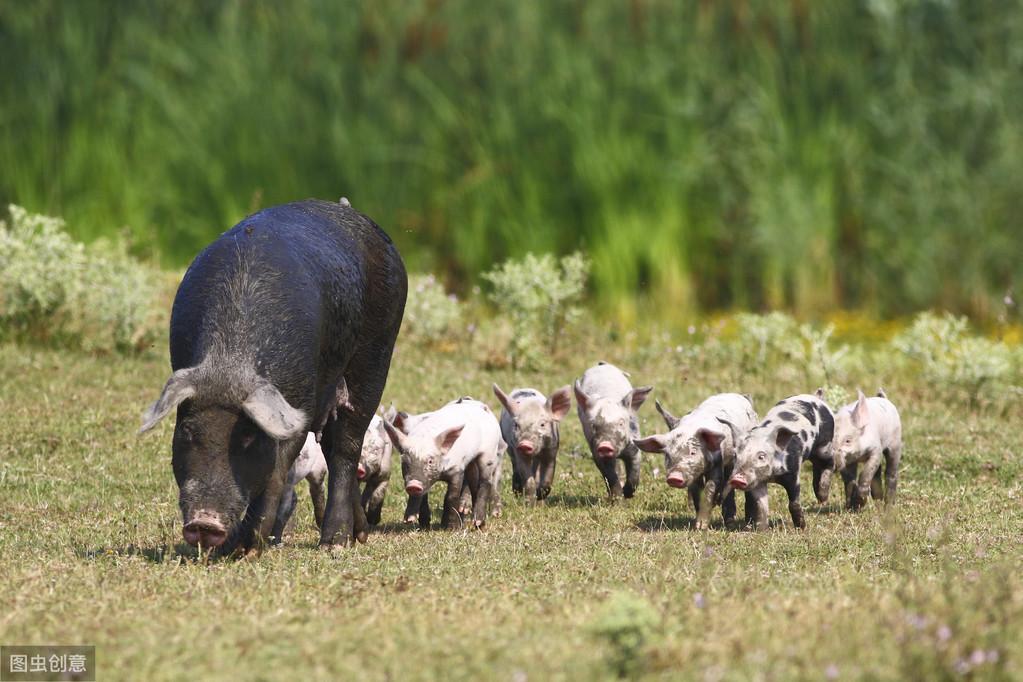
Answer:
[1,337,1021,681]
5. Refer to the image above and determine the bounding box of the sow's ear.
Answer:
[139,368,198,434]
[242,382,308,441]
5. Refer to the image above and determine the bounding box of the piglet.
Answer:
[357,411,394,525]
[833,389,903,509]
[727,392,835,530]
[271,432,328,542]
[493,383,572,502]
[574,362,653,499]
[384,398,504,529]
[634,393,758,529]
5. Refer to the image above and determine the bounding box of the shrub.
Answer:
[400,274,463,347]
[0,205,164,353]
[730,312,852,389]
[892,311,1015,402]
[482,252,588,368]
[588,592,659,678]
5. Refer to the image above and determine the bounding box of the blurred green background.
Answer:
[2,0,1020,320]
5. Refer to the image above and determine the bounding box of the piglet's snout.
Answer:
[729,474,748,490]
[516,440,535,456]
[596,441,616,458]
[666,472,687,489]
[356,465,367,481]
[183,514,228,548]
[405,480,424,496]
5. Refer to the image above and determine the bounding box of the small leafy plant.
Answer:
[399,274,464,347]
[588,591,659,678]
[482,251,588,368]
[0,205,165,353]
[892,311,1015,403]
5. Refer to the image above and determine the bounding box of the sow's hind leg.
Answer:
[320,345,397,548]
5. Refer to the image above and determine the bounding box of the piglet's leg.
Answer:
[536,453,556,501]
[596,457,622,500]
[812,461,832,505]
[782,476,805,529]
[697,479,715,530]
[857,450,884,508]
[842,464,859,509]
[443,471,467,530]
[750,485,770,531]
[884,444,901,506]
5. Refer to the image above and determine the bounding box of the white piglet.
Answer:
[271,432,327,542]
[384,398,504,530]
[833,389,903,509]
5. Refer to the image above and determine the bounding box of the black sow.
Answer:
[139,199,407,555]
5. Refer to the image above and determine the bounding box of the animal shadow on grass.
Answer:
[634,514,791,532]
[79,543,197,563]
[541,492,606,509]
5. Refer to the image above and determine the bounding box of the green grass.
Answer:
[1,338,1021,681]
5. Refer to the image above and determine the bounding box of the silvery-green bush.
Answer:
[0,205,164,352]
[400,274,463,347]
[482,252,588,368]
[731,312,852,390]
[892,311,1015,401]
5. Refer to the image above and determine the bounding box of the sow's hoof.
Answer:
[319,531,368,551]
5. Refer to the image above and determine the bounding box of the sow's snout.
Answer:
[183,512,228,548]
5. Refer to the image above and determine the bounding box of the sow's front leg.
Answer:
[320,332,399,547]
[320,414,370,547]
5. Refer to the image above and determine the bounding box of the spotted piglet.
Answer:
[726,392,835,530]
[634,394,758,529]
[833,389,903,509]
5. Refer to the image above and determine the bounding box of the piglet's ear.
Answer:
[696,428,726,453]
[435,425,464,453]
[655,400,680,430]
[383,404,398,424]
[383,419,411,452]
[242,382,308,441]
[626,386,653,412]
[774,426,797,451]
[573,380,591,411]
[852,390,870,428]
[633,435,667,453]
[139,367,198,434]
[492,383,515,415]
[547,385,572,421]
